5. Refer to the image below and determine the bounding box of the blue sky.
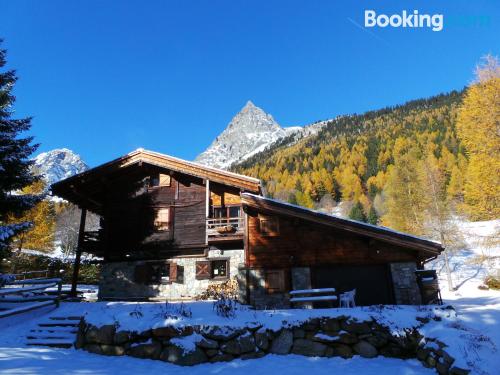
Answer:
[1,1,499,166]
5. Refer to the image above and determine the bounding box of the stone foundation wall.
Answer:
[76,316,470,375]
[99,249,244,300]
[390,262,422,305]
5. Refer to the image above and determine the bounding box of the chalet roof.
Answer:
[241,193,444,255]
[51,148,261,213]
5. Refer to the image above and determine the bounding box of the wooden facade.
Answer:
[240,193,443,307]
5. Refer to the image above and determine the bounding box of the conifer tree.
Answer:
[367,206,378,225]
[0,40,40,258]
[349,202,367,222]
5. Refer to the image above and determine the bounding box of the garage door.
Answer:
[312,264,395,306]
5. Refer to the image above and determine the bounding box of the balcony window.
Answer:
[150,173,171,187]
[213,205,241,218]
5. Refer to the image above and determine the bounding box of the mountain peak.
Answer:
[195,102,287,169]
[32,148,88,186]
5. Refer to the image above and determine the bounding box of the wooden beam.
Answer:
[70,208,87,297]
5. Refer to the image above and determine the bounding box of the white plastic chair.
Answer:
[339,289,356,308]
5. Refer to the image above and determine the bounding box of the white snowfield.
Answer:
[0,219,499,374]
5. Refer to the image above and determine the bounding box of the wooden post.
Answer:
[70,208,87,297]
[205,180,210,245]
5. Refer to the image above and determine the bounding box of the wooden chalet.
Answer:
[51,149,261,300]
[52,149,443,306]
[239,193,443,308]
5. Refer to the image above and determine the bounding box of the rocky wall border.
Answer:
[75,316,470,375]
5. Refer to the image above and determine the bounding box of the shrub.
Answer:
[484,276,500,290]
[213,293,237,318]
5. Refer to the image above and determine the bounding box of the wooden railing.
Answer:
[0,275,63,319]
[207,217,244,238]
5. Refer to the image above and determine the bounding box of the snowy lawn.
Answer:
[0,349,431,375]
[0,219,499,374]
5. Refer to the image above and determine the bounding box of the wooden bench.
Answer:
[289,288,337,308]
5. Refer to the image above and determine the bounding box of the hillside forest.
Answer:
[234,55,500,249]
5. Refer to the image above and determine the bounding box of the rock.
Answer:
[85,344,103,355]
[332,344,353,359]
[293,328,305,339]
[205,349,218,357]
[255,330,270,350]
[416,316,430,324]
[341,320,371,335]
[426,354,437,368]
[291,339,327,357]
[302,319,320,332]
[438,350,455,365]
[353,340,378,358]
[320,318,340,333]
[436,360,451,375]
[239,333,256,353]
[152,326,180,338]
[85,327,99,343]
[220,339,241,355]
[337,332,358,345]
[269,330,293,354]
[93,325,116,345]
[449,367,470,375]
[210,353,234,363]
[100,345,125,356]
[114,331,130,345]
[379,344,403,358]
[416,347,431,361]
[197,337,219,350]
[324,347,336,357]
[162,346,207,366]
[203,327,243,341]
[365,333,388,348]
[240,351,266,360]
[128,342,162,359]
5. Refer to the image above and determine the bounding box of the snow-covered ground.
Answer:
[0,219,499,374]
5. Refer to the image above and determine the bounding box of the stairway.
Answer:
[26,316,82,348]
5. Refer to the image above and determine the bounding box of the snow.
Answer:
[32,148,88,187]
[0,219,498,374]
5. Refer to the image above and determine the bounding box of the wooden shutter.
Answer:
[265,270,285,293]
[195,260,211,280]
[169,262,178,282]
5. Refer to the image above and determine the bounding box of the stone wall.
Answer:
[76,316,470,374]
[99,248,244,300]
[390,262,422,305]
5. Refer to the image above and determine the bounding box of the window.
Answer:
[195,259,230,280]
[154,207,171,231]
[259,216,279,236]
[265,270,285,294]
[150,173,171,187]
[134,261,180,284]
[213,205,241,218]
[211,260,228,279]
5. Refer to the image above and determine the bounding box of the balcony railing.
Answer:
[207,217,244,238]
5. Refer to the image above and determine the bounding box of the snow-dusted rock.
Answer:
[32,148,88,186]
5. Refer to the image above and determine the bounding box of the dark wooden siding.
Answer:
[246,209,419,269]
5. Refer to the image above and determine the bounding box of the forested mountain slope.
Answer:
[233,90,466,234]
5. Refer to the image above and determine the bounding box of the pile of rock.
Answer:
[76,316,469,374]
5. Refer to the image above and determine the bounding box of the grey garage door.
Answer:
[312,264,395,306]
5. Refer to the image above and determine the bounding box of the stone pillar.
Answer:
[390,262,422,305]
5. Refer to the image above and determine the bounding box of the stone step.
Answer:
[38,322,80,327]
[27,340,74,348]
[31,327,78,333]
[48,316,82,321]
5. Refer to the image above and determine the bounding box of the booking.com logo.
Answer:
[365,10,444,32]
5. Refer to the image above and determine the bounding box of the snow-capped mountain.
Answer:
[195,101,329,169]
[32,148,88,186]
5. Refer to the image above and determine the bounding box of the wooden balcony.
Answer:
[207,217,244,241]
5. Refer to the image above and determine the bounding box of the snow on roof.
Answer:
[241,193,442,249]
